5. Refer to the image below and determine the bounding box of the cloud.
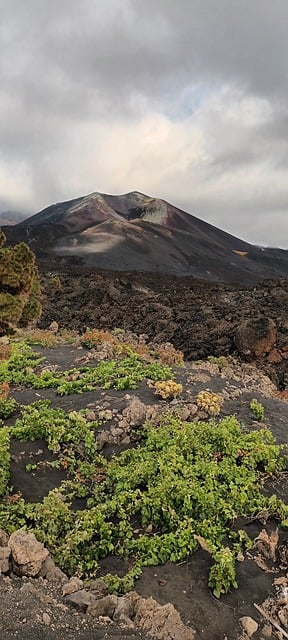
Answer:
[1,0,288,246]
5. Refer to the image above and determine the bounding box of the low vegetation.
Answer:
[196,390,223,416]
[250,398,265,421]
[153,380,183,399]
[0,341,173,394]
[0,330,287,600]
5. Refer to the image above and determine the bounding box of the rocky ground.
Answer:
[38,257,288,390]
[1,258,288,639]
[1,328,288,639]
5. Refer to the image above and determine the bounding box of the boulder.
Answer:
[234,318,276,358]
[87,591,195,640]
[133,594,195,640]
[8,531,49,577]
[120,396,146,428]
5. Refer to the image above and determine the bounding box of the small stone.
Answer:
[121,396,146,427]
[62,576,83,596]
[110,427,124,438]
[48,321,59,334]
[40,556,67,582]
[262,623,272,638]
[88,595,118,619]
[0,547,11,574]
[20,582,52,604]
[0,530,9,547]
[239,616,258,637]
[278,606,288,627]
[42,612,51,626]
[98,615,113,625]
[0,575,12,590]
[118,614,135,628]
[65,589,96,611]
[113,595,134,623]
[88,578,109,599]
[20,582,37,595]
[85,411,96,421]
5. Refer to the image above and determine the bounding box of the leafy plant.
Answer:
[0,391,287,598]
[208,547,238,597]
[250,398,265,421]
[0,342,172,394]
[0,397,18,419]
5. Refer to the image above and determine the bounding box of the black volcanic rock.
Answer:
[4,191,288,284]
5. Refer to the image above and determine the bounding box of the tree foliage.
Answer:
[0,230,41,334]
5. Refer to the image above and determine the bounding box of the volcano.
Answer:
[4,191,288,284]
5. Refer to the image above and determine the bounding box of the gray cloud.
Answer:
[1,0,288,246]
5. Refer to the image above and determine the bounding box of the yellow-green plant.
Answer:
[154,380,183,399]
[208,356,230,370]
[196,391,223,416]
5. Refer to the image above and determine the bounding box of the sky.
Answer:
[1,0,288,247]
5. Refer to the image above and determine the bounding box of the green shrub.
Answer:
[0,398,18,419]
[250,398,265,421]
[1,408,287,596]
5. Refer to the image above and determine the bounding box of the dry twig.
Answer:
[254,602,288,639]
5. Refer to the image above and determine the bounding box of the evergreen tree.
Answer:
[0,230,41,334]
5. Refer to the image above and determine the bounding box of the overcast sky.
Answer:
[1,0,288,246]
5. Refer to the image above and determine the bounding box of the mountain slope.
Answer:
[4,191,288,284]
[0,210,27,226]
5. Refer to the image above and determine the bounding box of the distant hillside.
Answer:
[0,210,27,226]
[4,191,288,284]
